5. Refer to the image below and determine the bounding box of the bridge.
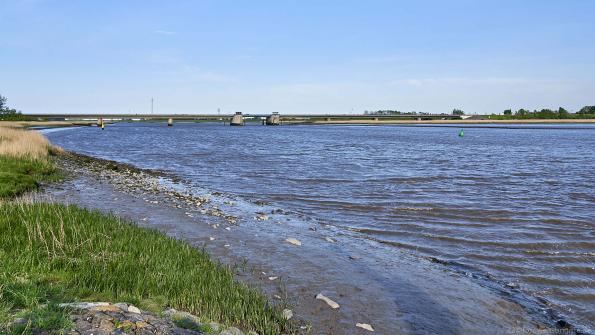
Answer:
[23,113,466,124]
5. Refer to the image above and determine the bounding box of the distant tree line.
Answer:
[493,106,595,119]
[0,94,28,121]
[365,106,594,119]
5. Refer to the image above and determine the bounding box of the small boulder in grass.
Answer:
[285,238,302,246]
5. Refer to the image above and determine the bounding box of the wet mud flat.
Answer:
[34,152,583,335]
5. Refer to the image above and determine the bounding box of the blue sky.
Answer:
[1,0,594,115]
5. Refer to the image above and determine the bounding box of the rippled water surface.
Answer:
[47,122,595,330]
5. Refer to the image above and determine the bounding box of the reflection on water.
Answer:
[47,122,595,331]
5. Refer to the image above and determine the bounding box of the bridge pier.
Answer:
[265,112,281,125]
[230,112,245,126]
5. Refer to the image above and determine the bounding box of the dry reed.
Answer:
[0,125,50,159]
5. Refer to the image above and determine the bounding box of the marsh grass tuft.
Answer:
[0,202,286,334]
[0,125,60,198]
[0,156,60,198]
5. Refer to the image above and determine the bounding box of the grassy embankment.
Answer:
[0,125,286,335]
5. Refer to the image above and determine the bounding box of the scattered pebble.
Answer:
[506,282,520,289]
[285,238,302,246]
[225,227,231,231]
[315,293,340,309]
[255,213,269,221]
[209,237,215,241]
[224,244,231,248]
[325,237,336,243]
[268,276,278,281]
[356,323,375,331]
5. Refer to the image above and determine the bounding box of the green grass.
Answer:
[0,202,286,335]
[172,315,215,333]
[0,156,59,198]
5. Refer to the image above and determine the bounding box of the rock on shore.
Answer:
[51,302,253,335]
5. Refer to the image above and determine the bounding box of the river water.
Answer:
[46,122,595,332]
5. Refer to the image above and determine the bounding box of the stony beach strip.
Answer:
[16,302,254,335]
[55,151,238,225]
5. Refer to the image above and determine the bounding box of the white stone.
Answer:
[209,237,215,241]
[315,293,340,309]
[268,276,278,281]
[282,308,293,320]
[285,238,302,246]
[325,237,336,243]
[356,323,375,331]
[127,305,141,314]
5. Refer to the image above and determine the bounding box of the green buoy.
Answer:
[458,129,464,137]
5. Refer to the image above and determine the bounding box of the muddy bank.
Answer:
[34,152,582,335]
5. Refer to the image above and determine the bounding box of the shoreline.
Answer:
[38,149,585,334]
[0,124,288,335]
[292,118,595,125]
[0,120,96,128]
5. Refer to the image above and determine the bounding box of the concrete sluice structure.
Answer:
[265,112,281,125]
[230,112,245,126]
